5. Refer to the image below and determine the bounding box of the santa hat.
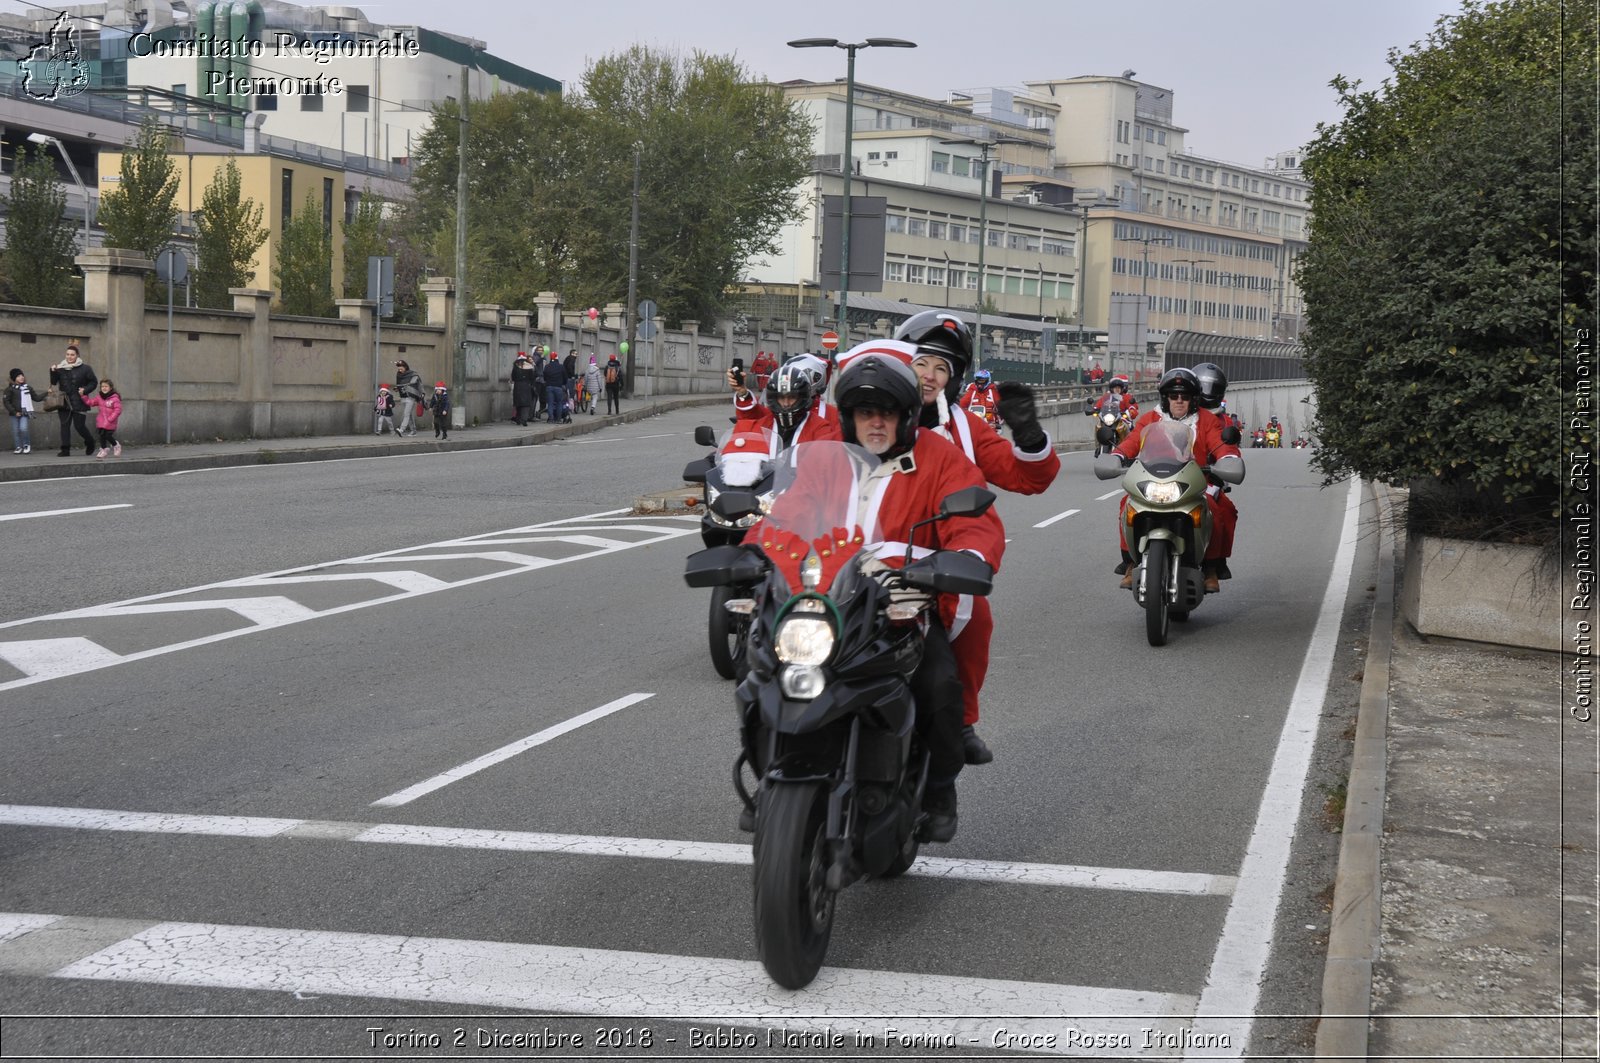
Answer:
[435,381,447,389]
[378,384,390,391]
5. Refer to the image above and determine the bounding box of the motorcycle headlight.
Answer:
[1139,480,1183,504]
[774,615,835,666]
[1101,412,1118,426]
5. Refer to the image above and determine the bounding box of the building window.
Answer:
[1155,159,1164,173]
[948,223,965,242]
[347,85,370,112]
[928,220,947,240]
[953,156,970,177]
[885,150,898,160]
[1145,127,1154,142]
[1157,131,1166,145]
[906,263,926,284]
[301,91,323,112]
[927,267,945,287]
[885,261,906,283]
[886,214,906,233]
[908,218,927,237]
[867,151,881,160]
[988,229,1003,247]
[256,86,277,111]
[931,151,949,174]
[965,271,979,290]
[1144,157,1154,171]
[323,177,334,234]
[281,168,293,222]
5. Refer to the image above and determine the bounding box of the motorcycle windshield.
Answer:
[1137,419,1195,476]
[715,424,779,487]
[760,441,885,545]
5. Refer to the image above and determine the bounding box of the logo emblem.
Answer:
[21,13,91,101]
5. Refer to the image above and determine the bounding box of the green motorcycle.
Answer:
[1094,420,1244,646]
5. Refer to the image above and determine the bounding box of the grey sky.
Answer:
[361,0,1461,169]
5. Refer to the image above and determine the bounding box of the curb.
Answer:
[1315,481,1397,1058]
[0,396,725,482]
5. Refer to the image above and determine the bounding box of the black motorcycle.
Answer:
[685,440,995,989]
[682,424,777,679]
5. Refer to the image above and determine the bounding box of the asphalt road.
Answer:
[0,408,1379,1059]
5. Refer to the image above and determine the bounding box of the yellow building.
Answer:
[96,147,348,305]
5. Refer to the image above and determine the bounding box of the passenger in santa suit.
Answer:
[1111,367,1241,594]
[750,346,1005,842]
[958,368,1002,428]
[891,311,1060,766]
[1093,375,1136,416]
[724,355,840,456]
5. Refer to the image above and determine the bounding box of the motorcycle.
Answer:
[682,424,778,680]
[684,441,996,989]
[1094,420,1244,646]
[1265,425,1282,448]
[1090,403,1134,457]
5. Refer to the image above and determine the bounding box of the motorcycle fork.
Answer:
[823,719,863,892]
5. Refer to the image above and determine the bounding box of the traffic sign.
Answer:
[820,331,840,351]
[637,298,658,341]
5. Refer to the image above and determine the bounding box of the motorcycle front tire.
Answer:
[708,584,744,680]
[754,783,835,989]
[1143,539,1171,647]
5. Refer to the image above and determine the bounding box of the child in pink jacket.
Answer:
[82,378,123,458]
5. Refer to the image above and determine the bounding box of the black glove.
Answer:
[996,381,1046,452]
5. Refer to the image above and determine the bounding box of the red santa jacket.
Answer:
[958,383,1001,422]
[929,399,1058,495]
[731,394,842,454]
[1094,391,1136,416]
[1115,407,1240,465]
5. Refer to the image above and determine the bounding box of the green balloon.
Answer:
[619,341,629,355]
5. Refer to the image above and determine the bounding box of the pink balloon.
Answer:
[587,307,599,320]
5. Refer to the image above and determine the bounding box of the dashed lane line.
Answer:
[0,912,1196,1054]
[1095,489,1123,501]
[0,804,1237,896]
[0,504,132,523]
[1034,508,1081,528]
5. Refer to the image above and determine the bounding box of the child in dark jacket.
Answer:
[427,382,451,439]
[4,368,41,454]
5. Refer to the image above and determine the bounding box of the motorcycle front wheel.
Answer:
[754,782,835,989]
[1143,539,1171,647]
[707,585,745,680]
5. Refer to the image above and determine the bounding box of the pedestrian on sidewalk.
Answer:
[604,354,623,415]
[374,384,397,435]
[5,368,41,454]
[583,355,603,415]
[427,382,451,439]
[543,351,570,422]
[393,360,424,437]
[49,344,97,457]
[511,351,538,426]
[82,378,123,458]
[563,349,579,410]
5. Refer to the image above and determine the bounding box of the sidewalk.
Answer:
[1319,489,1597,1059]
[0,395,724,484]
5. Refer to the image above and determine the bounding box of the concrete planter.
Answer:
[1401,534,1562,651]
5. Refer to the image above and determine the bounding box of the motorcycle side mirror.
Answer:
[682,456,713,483]
[939,486,996,518]
[1093,451,1127,480]
[1209,454,1246,485]
[1220,425,1242,446]
[1095,425,1117,446]
[710,489,762,522]
[693,425,717,447]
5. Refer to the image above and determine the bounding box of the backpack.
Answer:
[605,364,620,386]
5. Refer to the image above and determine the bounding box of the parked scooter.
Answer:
[1094,420,1244,646]
[684,440,995,989]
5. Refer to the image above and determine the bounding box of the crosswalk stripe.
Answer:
[2,912,1196,1050]
[0,804,1236,897]
[0,638,122,680]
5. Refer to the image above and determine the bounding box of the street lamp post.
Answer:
[789,37,916,347]
[942,251,952,309]
[940,133,1023,370]
[27,133,89,252]
[1176,257,1213,331]
[1131,231,1172,380]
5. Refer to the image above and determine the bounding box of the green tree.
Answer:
[1298,0,1595,537]
[341,189,389,300]
[407,46,813,325]
[276,191,335,317]
[96,118,180,298]
[193,159,267,309]
[1,147,78,307]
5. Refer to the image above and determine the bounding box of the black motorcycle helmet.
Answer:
[764,361,814,432]
[1192,362,1228,410]
[835,352,921,456]
[894,310,972,403]
[1157,367,1202,416]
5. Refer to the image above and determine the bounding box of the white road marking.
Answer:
[1095,489,1123,501]
[0,638,122,681]
[370,693,658,807]
[0,912,61,945]
[0,512,697,693]
[5,913,1195,1051]
[0,504,132,523]
[1187,477,1362,1058]
[1033,508,1080,528]
[0,803,1236,897]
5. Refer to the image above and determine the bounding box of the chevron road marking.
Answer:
[0,511,699,692]
[0,803,1237,897]
[0,912,1198,1055]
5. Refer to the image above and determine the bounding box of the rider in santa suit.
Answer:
[888,311,1060,767]
[725,354,840,456]
[958,367,1002,428]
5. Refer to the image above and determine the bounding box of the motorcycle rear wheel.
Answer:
[754,783,835,989]
[708,585,745,680]
[1143,540,1171,647]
